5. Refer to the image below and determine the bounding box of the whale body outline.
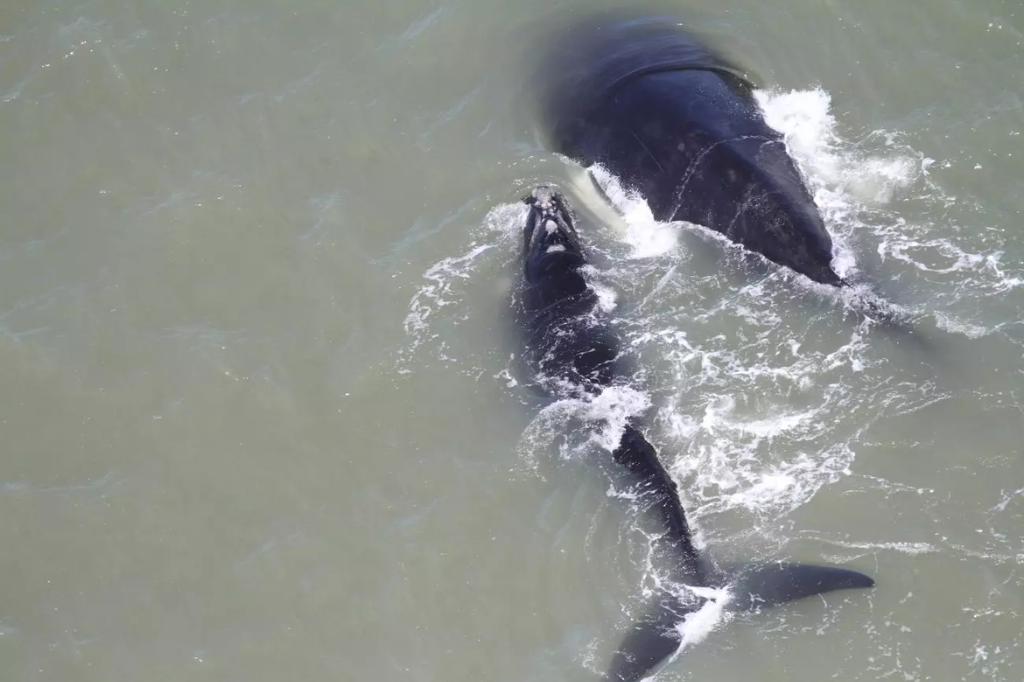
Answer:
[515,185,875,681]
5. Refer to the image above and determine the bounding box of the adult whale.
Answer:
[516,186,874,682]
[531,13,849,287]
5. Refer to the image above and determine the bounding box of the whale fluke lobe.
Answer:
[606,598,695,682]
[723,561,876,610]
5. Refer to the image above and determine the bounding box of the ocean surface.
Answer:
[2,0,1024,680]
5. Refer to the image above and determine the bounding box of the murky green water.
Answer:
[2,1,1023,680]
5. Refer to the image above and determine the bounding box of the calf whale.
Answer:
[531,13,858,288]
[516,186,874,682]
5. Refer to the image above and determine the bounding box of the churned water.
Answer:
[2,1,1023,680]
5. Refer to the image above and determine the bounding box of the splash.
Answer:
[755,88,921,208]
[401,201,526,363]
[588,164,682,259]
[674,588,732,650]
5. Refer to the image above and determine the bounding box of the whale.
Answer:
[516,185,874,682]
[530,13,858,289]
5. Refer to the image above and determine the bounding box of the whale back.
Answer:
[532,13,753,145]
[532,15,842,286]
[574,70,840,285]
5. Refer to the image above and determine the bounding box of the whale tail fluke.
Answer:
[606,561,874,681]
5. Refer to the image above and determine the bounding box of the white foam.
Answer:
[823,540,938,556]
[591,281,618,313]
[753,88,929,286]
[402,201,525,359]
[588,164,682,259]
[404,243,492,335]
[674,588,731,651]
[933,313,992,339]
[756,88,844,187]
[754,89,921,208]
[583,386,651,451]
